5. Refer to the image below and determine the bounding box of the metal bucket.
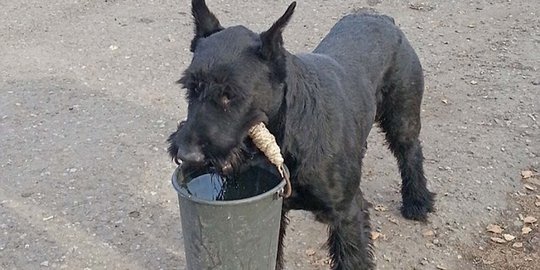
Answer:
[172,164,286,270]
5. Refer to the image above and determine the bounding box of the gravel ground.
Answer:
[1,0,539,269]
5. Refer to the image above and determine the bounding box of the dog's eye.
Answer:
[220,92,232,107]
[194,82,204,93]
[187,82,204,99]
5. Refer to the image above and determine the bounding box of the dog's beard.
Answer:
[206,139,257,176]
[171,130,257,177]
[178,148,243,179]
[207,147,241,175]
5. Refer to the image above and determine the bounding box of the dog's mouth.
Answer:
[208,155,236,176]
[179,138,254,176]
[173,116,267,176]
[208,118,267,175]
[211,138,259,176]
[176,154,235,176]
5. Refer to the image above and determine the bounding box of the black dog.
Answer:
[168,1,435,269]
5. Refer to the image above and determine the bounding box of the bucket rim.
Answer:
[171,166,286,206]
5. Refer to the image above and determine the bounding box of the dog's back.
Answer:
[316,13,401,82]
[298,12,424,116]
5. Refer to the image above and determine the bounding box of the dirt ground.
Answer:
[1,0,539,269]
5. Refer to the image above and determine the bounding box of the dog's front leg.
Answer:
[326,193,374,270]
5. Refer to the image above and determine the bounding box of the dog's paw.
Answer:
[401,192,435,221]
[401,204,430,221]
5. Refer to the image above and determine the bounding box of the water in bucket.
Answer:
[179,165,281,201]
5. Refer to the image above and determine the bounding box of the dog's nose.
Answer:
[176,144,205,164]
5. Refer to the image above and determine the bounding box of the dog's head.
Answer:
[168,0,296,172]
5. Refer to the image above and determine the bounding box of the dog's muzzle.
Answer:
[176,144,205,164]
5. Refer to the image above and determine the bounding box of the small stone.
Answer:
[532,80,540,85]
[42,216,54,221]
[422,230,435,237]
[388,217,399,224]
[21,192,33,198]
[503,234,515,241]
[139,18,154,24]
[524,216,537,224]
[128,211,140,218]
[512,242,523,248]
[109,45,119,50]
[40,261,49,267]
[166,34,175,42]
[525,184,537,191]
[305,248,316,256]
[521,170,534,179]
[374,205,387,211]
[535,201,540,207]
[486,224,503,234]
[371,231,382,240]
[470,80,478,85]
[490,237,506,243]
[522,227,532,234]
[436,265,447,270]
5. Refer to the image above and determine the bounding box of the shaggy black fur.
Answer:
[168,1,435,269]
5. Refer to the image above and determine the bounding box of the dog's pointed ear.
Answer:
[259,2,296,60]
[191,0,223,51]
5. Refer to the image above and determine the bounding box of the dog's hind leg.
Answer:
[377,52,435,221]
[275,210,289,270]
[325,193,374,270]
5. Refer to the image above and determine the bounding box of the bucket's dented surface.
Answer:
[172,165,286,270]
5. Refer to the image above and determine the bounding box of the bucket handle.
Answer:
[248,123,292,198]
